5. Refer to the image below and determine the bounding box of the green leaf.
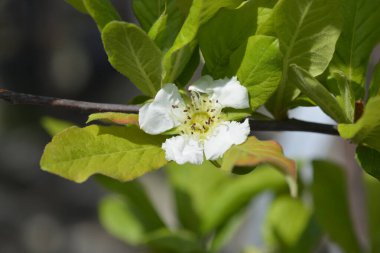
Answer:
[200,166,288,234]
[41,117,73,136]
[65,0,87,13]
[266,0,342,119]
[102,21,163,97]
[132,0,167,31]
[255,0,279,36]
[221,136,297,197]
[332,71,355,122]
[175,46,200,87]
[356,146,380,181]
[167,162,288,236]
[133,0,187,51]
[264,197,312,250]
[99,195,161,245]
[97,176,165,245]
[198,1,260,78]
[236,35,282,111]
[163,0,245,83]
[208,209,246,253]
[145,229,206,253]
[338,96,380,152]
[148,11,168,42]
[83,0,121,31]
[369,62,380,99]
[290,65,350,123]
[87,112,139,125]
[40,125,167,183]
[330,0,380,96]
[312,160,363,253]
[364,174,380,253]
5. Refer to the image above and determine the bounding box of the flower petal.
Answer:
[139,84,186,135]
[162,135,204,165]
[204,119,250,160]
[189,76,249,109]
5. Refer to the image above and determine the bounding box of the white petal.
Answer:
[189,76,249,109]
[139,84,186,135]
[204,119,250,160]
[162,135,204,165]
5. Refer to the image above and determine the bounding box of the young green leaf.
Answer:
[65,0,87,13]
[40,125,167,183]
[87,112,139,125]
[236,35,282,111]
[221,136,297,197]
[41,117,73,136]
[97,176,165,245]
[264,197,313,251]
[356,145,380,181]
[167,162,288,235]
[338,96,380,152]
[83,0,121,31]
[312,160,363,253]
[364,174,380,253]
[99,195,162,245]
[332,71,355,122]
[144,229,206,253]
[330,0,380,96]
[102,21,163,97]
[266,0,342,119]
[148,11,168,42]
[198,1,259,78]
[163,0,245,83]
[369,62,380,99]
[132,0,168,31]
[290,65,350,123]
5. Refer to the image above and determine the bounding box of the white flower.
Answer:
[139,75,251,165]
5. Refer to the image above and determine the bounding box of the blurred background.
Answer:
[0,0,379,253]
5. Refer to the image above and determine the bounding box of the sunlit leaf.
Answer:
[356,146,380,181]
[163,0,245,83]
[236,35,282,111]
[87,112,139,125]
[102,21,163,97]
[266,0,342,119]
[83,0,121,30]
[330,0,380,96]
[221,136,297,197]
[338,96,380,152]
[133,0,186,50]
[312,160,363,253]
[290,65,350,123]
[40,125,167,183]
[198,1,259,78]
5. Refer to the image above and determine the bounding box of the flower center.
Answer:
[177,92,223,139]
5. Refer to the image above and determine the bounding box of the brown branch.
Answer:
[0,89,339,136]
[0,89,139,113]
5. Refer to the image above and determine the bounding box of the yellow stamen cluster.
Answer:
[172,92,223,140]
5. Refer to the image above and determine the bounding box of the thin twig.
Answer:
[0,89,339,136]
[0,89,139,113]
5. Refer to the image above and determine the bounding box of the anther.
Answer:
[187,116,191,120]
[183,109,188,112]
